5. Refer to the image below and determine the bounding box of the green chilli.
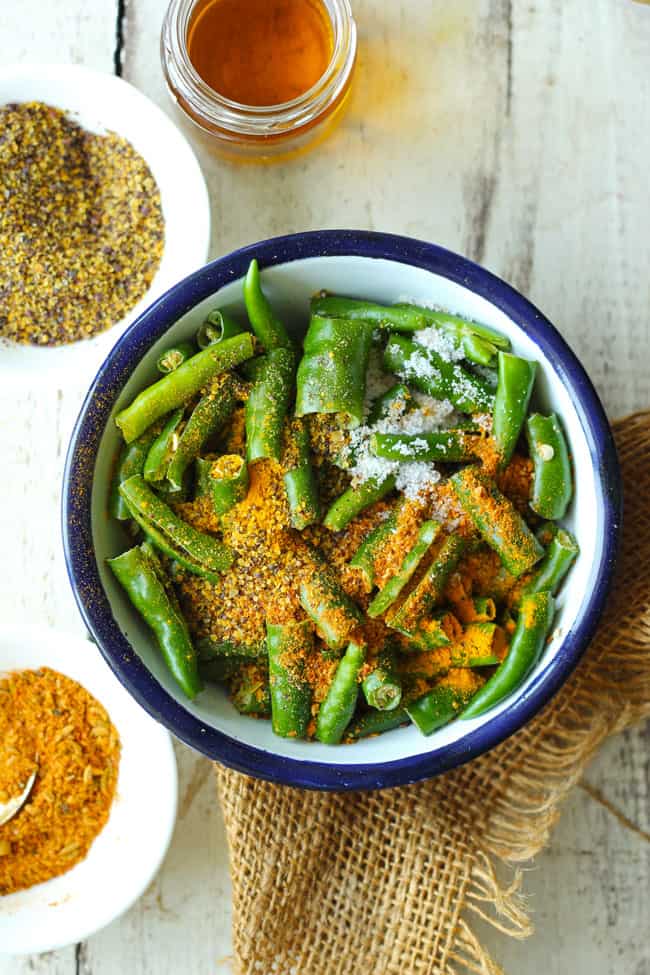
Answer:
[295,316,375,427]
[407,678,481,735]
[370,431,479,463]
[311,295,509,365]
[267,620,313,739]
[348,510,399,591]
[243,259,293,351]
[238,356,268,383]
[397,614,456,651]
[315,640,366,744]
[210,455,249,516]
[366,383,413,425]
[521,527,579,599]
[245,346,295,463]
[344,707,409,740]
[493,352,537,466]
[108,544,202,700]
[231,663,271,716]
[299,566,362,652]
[337,385,412,470]
[368,520,440,618]
[323,474,396,532]
[143,409,184,483]
[119,475,233,574]
[526,413,573,520]
[156,341,196,375]
[361,645,402,711]
[383,334,494,414]
[388,534,466,636]
[449,622,502,667]
[450,467,544,577]
[166,375,239,492]
[115,332,255,443]
[109,424,161,520]
[194,456,216,499]
[461,591,555,719]
[129,511,223,584]
[197,309,246,349]
[283,417,321,529]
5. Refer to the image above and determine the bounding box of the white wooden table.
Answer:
[1,2,649,972]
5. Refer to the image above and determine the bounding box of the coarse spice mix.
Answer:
[0,101,165,346]
[0,667,121,896]
[173,411,530,719]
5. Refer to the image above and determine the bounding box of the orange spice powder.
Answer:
[0,668,120,896]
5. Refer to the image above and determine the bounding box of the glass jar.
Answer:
[161,0,357,161]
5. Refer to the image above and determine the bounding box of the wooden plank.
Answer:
[0,1,116,70]
[483,0,650,419]
[0,2,117,974]
[0,950,78,975]
[81,746,233,975]
[489,728,650,973]
[0,385,91,633]
[124,0,511,261]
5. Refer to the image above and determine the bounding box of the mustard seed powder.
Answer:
[0,101,165,346]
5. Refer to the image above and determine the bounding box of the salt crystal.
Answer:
[395,463,441,500]
[414,325,464,363]
[363,347,397,417]
[428,490,462,529]
[475,412,493,432]
[403,349,441,383]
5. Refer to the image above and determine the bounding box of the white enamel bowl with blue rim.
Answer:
[62,231,621,791]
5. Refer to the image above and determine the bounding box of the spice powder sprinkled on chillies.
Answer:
[0,667,121,896]
[0,101,165,346]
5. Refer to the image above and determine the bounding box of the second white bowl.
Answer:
[0,63,210,379]
[0,625,178,955]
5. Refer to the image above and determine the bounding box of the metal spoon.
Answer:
[0,768,38,827]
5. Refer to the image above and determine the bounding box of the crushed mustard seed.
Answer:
[0,101,164,346]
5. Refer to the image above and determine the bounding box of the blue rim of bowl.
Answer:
[62,230,621,791]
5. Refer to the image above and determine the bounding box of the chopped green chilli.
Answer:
[296,316,374,426]
[526,413,573,520]
[108,259,577,739]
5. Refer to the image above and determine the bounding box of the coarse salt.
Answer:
[413,325,464,363]
[475,413,493,432]
[363,347,398,416]
[349,386,456,500]
[395,462,441,500]
[403,349,442,383]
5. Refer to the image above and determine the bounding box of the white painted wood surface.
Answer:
[1,1,649,973]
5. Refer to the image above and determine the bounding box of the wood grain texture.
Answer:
[0,1,116,69]
[1,0,649,973]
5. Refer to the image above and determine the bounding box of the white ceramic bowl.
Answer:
[0,63,210,379]
[63,231,620,791]
[0,625,177,954]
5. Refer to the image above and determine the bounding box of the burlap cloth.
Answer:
[215,412,650,975]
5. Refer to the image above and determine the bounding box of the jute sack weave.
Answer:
[216,411,650,975]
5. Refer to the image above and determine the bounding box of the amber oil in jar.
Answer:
[161,0,357,160]
[188,0,333,107]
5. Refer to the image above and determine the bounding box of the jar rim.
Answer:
[161,0,357,138]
